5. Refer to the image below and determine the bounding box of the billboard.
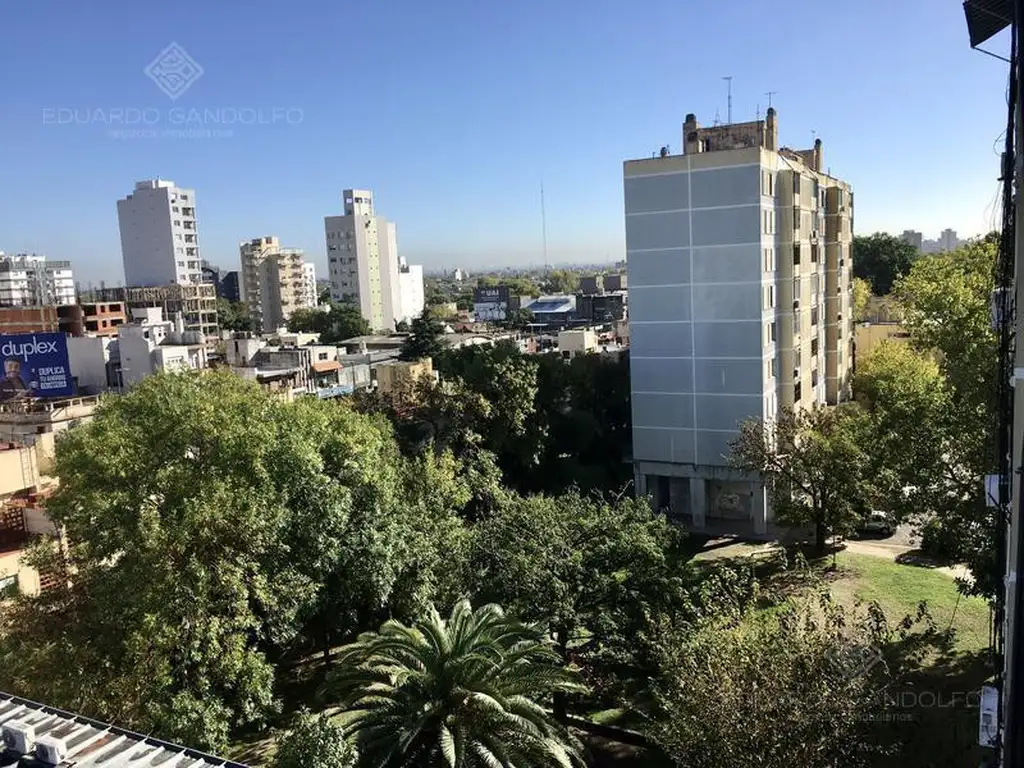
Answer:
[473,286,511,322]
[0,333,73,401]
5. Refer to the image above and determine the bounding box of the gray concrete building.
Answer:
[624,108,854,536]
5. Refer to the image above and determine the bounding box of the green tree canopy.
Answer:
[470,491,691,703]
[323,599,585,768]
[217,298,256,333]
[0,371,468,750]
[852,276,872,321]
[647,594,921,768]
[399,310,447,361]
[545,270,579,295]
[731,405,872,555]
[288,303,370,343]
[275,711,356,768]
[852,233,918,295]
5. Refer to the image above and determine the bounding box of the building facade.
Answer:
[398,258,424,324]
[325,189,424,331]
[900,230,923,250]
[0,307,59,334]
[117,179,201,286]
[57,302,126,337]
[96,283,218,339]
[301,262,318,309]
[625,108,854,535]
[0,254,75,307]
[239,237,309,333]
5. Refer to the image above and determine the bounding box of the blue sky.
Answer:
[0,0,1011,284]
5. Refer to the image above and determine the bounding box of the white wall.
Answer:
[398,264,424,324]
[67,336,112,392]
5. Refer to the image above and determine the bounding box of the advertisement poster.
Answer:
[0,333,73,401]
[473,286,510,322]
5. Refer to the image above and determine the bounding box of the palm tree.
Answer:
[322,599,585,768]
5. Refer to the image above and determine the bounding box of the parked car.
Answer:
[857,510,895,537]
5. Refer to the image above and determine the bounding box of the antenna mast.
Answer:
[723,76,733,123]
[765,90,777,109]
[541,184,549,269]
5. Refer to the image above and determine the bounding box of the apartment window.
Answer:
[793,276,800,303]
[796,348,802,368]
[811,337,819,356]
[810,273,820,295]
[177,260,185,267]
[793,173,801,195]
[769,174,774,196]
[812,369,819,388]
[793,207,800,230]
[793,243,801,265]
[770,358,777,378]
[794,382,802,402]
[811,178,819,204]
[811,306,819,326]
[764,248,771,272]
[769,322,777,343]
[180,194,189,201]
[172,206,179,213]
[793,311,800,335]
[764,285,774,310]
[764,210,770,234]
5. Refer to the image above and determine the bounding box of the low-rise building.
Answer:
[558,329,598,359]
[376,359,434,393]
[96,284,218,340]
[0,396,99,473]
[0,306,59,334]
[118,308,207,388]
[57,302,126,337]
[523,295,577,328]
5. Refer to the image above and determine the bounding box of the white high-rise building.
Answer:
[301,262,318,309]
[117,179,202,287]
[325,189,424,331]
[398,258,425,324]
[0,253,76,306]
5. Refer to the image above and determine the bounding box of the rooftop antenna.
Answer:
[756,103,761,122]
[541,183,549,269]
[765,91,777,109]
[723,76,733,124]
[713,109,721,126]
[811,129,818,143]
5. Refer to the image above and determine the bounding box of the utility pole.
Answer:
[723,76,733,124]
[541,184,549,269]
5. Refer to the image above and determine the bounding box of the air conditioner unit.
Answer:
[3,720,36,753]
[36,735,68,764]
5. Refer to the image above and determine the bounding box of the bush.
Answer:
[274,711,355,768]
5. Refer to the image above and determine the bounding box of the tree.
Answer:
[288,303,370,343]
[731,405,872,555]
[322,599,585,768]
[647,593,925,768]
[545,269,579,295]
[399,309,447,361]
[0,371,468,750]
[217,298,255,333]
[505,306,535,330]
[275,711,356,768]
[852,276,872,322]
[852,233,918,295]
[470,492,691,705]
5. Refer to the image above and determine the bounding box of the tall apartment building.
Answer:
[900,230,924,250]
[938,228,960,252]
[301,262,318,308]
[0,254,75,306]
[117,180,202,287]
[240,236,310,333]
[624,108,854,536]
[324,189,424,330]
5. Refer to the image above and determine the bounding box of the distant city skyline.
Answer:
[0,0,1008,284]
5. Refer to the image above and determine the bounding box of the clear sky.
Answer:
[0,0,1011,284]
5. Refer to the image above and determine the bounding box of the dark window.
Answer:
[794,382,802,402]
[770,322,777,343]
[793,244,801,265]
[811,307,819,326]
[811,337,819,355]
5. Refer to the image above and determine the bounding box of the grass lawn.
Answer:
[827,551,991,654]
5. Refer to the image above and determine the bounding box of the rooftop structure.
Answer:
[0,692,247,767]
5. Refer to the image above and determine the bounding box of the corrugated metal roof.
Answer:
[0,692,248,767]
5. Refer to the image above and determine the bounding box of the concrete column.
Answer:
[752,484,768,537]
[634,469,648,499]
[689,477,706,529]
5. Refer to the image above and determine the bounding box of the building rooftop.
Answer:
[0,692,247,767]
